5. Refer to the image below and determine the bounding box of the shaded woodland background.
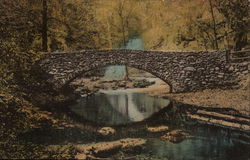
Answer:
[0,0,249,158]
[1,0,249,85]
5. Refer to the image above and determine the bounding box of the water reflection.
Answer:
[69,91,170,125]
[20,97,250,159]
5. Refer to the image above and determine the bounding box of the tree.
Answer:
[47,0,101,51]
[0,0,41,83]
[117,0,127,47]
[208,0,219,50]
[215,0,249,50]
[117,0,129,81]
[42,0,48,51]
[112,0,136,81]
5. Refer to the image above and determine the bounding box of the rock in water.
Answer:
[75,138,146,158]
[162,130,192,143]
[75,153,87,160]
[147,125,169,132]
[97,127,116,136]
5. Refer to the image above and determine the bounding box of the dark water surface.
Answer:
[19,91,250,160]
[145,128,250,160]
[67,91,250,160]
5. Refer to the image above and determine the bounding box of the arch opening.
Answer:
[68,64,172,95]
[65,64,173,93]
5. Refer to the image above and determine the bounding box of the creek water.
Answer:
[70,91,170,125]
[67,91,250,160]
[65,37,250,159]
[145,129,250,160]
[20,92,250,159]
[19,37,249,159]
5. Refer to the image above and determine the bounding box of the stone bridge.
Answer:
[36,50,248,93]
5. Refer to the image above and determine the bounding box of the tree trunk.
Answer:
[122,30,130,81]
[208,0,218,50]
[117,0,130,81]
[234,31,247,51]
[122,23,126,47]
[120,9,130,81]
[42,0,48,51]
[124,65,131,81]
[107,20,112,49]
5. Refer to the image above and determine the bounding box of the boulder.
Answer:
[97,127,116,136]
[147,125,169,132]
[162,130,192,143]
[75,138,146,158]
[133,79,155,88]
[75,153,87,160]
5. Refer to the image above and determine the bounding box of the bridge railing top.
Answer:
[226,49,250,63]
[48,49,227,54]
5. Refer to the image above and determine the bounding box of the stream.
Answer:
[70,91,170,125]
[67,92,250,159]
[68,37,249,159]
[21,95,250,160]
[18,37,250,159]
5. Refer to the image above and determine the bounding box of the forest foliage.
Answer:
[0,0,249,52]
[0,0,249,127]
[0,0,249,123]
[0,0,249,157]
[0,0,249,104]
[0,0,249,81]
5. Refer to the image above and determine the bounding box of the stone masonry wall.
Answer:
[36,50,249,93]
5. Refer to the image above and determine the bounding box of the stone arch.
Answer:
[36,50,248,93]
[64,63,173,93]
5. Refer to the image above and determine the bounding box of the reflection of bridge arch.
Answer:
[36,49,248,93]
